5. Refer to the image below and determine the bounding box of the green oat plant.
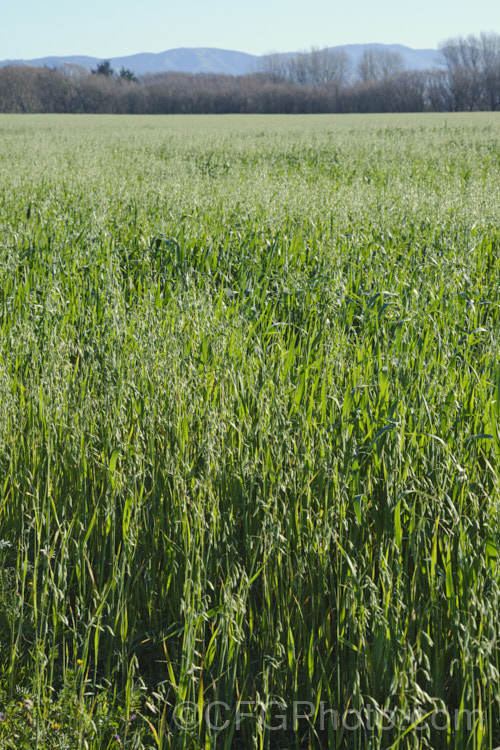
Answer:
[0,112,499,749]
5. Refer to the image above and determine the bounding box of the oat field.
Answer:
[0,113,499,749]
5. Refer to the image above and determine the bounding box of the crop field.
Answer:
[0,112,499,749]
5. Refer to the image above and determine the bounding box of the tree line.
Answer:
[1,33,499,114]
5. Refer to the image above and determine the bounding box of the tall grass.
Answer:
[0,113,499,748]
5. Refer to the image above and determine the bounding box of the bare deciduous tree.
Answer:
[357,48,405,84]
[477,32,500,110]
[261,47,349,90]
[439,36,481,110]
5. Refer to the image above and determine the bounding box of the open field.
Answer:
[0,113,499,749]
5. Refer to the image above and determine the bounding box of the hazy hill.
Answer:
[0,44,444,77]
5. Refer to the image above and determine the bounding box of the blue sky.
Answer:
[2,0,500,60]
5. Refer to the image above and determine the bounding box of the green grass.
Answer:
[0,112,499,749]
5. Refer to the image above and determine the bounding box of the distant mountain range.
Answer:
[0,44,444,78]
